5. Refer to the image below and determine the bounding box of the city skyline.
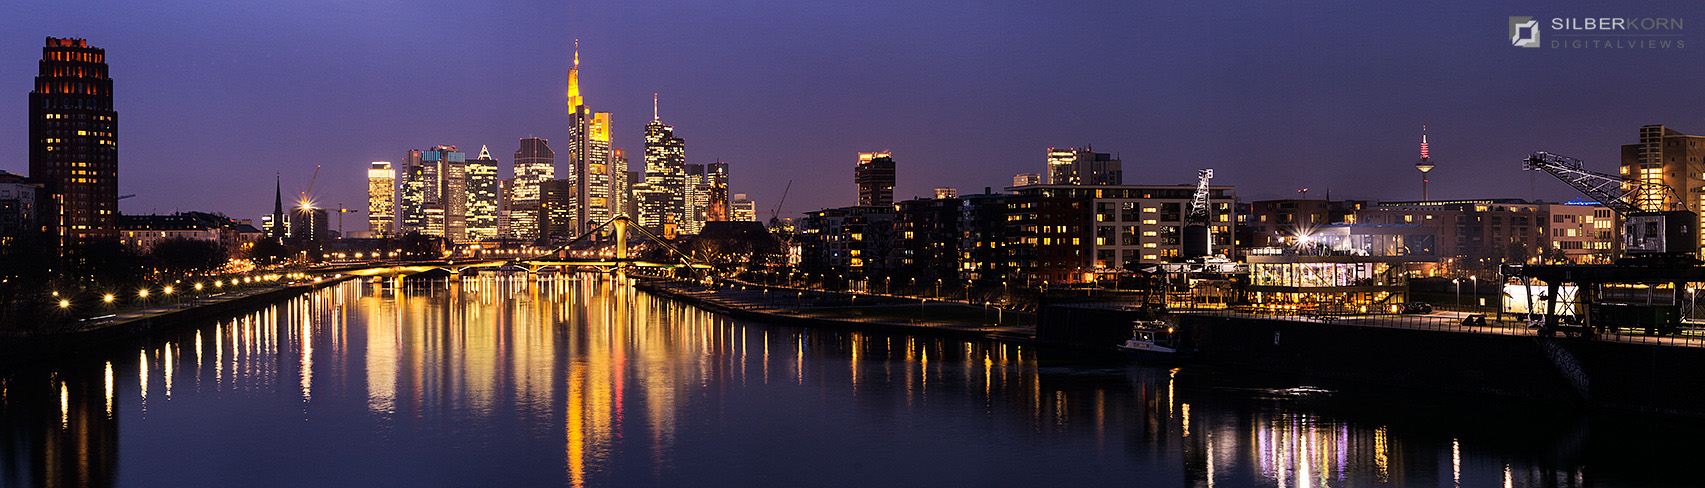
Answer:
[1,2,1702,225]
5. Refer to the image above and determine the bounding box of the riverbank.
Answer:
[635,279,1039,343]
[0,274,357,367]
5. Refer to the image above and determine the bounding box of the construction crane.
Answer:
[1522,152,1695,258]
[333,203,362,239]
[1183,169,1214,259]
[768,180,792,228]
[299,164,321,208]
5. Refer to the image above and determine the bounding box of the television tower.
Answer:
[1415,125,1434,201]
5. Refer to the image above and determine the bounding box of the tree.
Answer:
[247,238,290,267]
[150,237,228,275]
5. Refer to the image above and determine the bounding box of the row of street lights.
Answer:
[53,272,314,311]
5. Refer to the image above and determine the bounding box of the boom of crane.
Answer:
[1182,168,1215,259]
[1523,152,1696,258]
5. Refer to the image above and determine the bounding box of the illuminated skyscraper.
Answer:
[367,161,394,238]
[1046,147,1121,186]
[397,145,465,241]
[466,146,499,240]
[29,37,118,254]
[640,94,686,233]
[565,41,616,235]
[511,137,554,240]
[683,163,706,235]
[856,152,895,207]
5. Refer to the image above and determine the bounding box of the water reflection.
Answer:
[1,273,1702,486]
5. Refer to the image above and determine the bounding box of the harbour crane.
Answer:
[1522,152,1694,260]
[1511,151,1701,338]
[1183,169,1215,259]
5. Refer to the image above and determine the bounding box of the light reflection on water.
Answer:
[0,273,1701,487]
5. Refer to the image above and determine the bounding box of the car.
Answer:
[1401,302,1433,314]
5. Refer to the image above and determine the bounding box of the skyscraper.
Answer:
[683,163,706,235]
[614,148,631,218]
[367,161,394,238]
[641,95,687,234]
[466,146,499,241]
[397,145,466,242]
[856,152,895,207]
[565,41,616,235]
[511,137,554,240]
[1046,147,1121,186]
[29,37,118,254]
[540,178,576,240]
[397,149,426,236]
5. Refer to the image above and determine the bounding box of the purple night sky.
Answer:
[2,1,1702,226]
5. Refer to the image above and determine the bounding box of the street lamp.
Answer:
[935,279,942,298]
[1471,275,1479,309]
[1453,278,1460,306]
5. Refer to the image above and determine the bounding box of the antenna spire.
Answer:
[653,93,659,121]
[573,39,579,68]
[1420,125,1429,160]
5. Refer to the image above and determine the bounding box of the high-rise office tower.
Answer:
[1622,125,1705,249]
[511,137,554,240]
[614,148,630,218]
[397,145,466,242]
[705,161,729,222]
[624,169,640,219]
[397,149,426,235]
[29,37,118,254]
[856,152,895,207]
[498,177,513,238]
[641,94,687,233]
[1013,173,1041,187]
[565,42,616,235]
[684,163,706,235]
[540,178,576,240]
[731,193,757,222]
[1046,147,1122,185]
[367,161,394,238]
[466,145,499,241]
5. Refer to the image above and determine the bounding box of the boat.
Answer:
[1117,321,1193,361]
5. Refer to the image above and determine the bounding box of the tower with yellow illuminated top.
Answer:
[564,40,618,235]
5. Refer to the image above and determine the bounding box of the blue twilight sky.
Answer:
[0,1,1702,225]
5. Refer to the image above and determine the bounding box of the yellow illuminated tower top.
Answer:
[567,39,583,108]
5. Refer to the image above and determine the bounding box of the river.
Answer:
[2,273,1700,487]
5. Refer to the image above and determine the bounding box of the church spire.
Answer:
[271,174,284,238]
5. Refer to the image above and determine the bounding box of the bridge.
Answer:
[343,216,715,279]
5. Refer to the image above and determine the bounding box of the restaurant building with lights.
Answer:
[1245,224,1436,314]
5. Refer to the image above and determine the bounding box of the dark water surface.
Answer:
[3,274,1701,487]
